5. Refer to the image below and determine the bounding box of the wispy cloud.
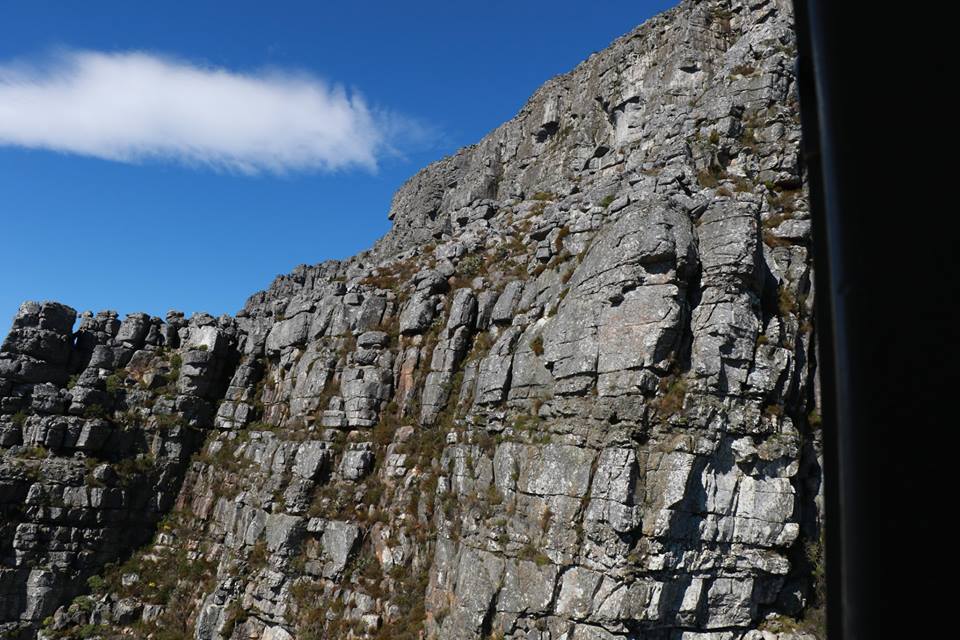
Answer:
[0,50,416,174]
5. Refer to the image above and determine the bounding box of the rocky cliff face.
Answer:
[0,1,824,639]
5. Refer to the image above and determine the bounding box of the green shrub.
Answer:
[113,454,156,481]
[75,624,107,639]
[154,413,182,430]
[521,542,550,566]
[458,254,485,278]
[72,595,94,613]
[83,404,108,419]
[21,446,48,460]
[105,369,128,394]
[86,574,106,592]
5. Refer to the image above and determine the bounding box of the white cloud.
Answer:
[0,50,400,174]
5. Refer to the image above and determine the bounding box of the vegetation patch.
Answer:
[529,335,544,356]
[655,375,687,418]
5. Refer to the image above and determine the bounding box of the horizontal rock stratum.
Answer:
[0,1,824,639]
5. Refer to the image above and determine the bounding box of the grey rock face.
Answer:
[420,288,477,424]
[339,443,375,481]
[399,292,437,335]
[2,2,823,640]
[0,307,241,638]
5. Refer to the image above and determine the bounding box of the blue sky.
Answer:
[0,0,677,327]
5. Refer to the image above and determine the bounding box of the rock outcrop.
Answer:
[0,1,824,639]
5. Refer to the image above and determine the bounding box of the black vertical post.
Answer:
[793,2,953,638]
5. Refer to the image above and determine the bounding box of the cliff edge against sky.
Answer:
[0,1,823,638]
